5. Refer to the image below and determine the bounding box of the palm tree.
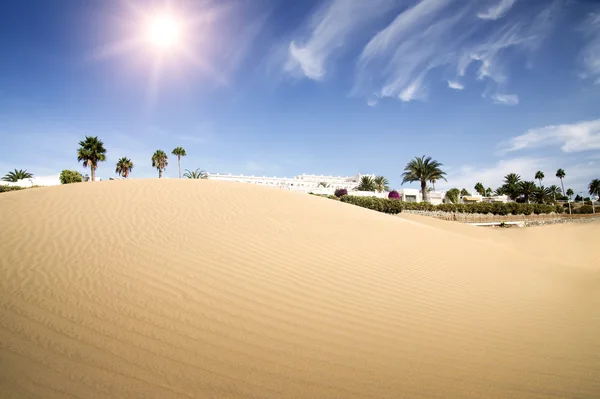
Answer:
[115,157,134,178]
[401,155,447,202]
[533,186,552,204]
[534,171,545,187]
[484,187,493,197]
[374,176,390,193]
[77,136,107,182]
[460,188,469,197]
[518,181,537,204]
[152,150,168,178]
[556,168,571,214]
[548,185,562,202]
[172,147,187,178]
[356,175,376,191]
[502,173,521,201]
[183,168,208,179]
[566,188,574,200]
[2,169,33,182]
[493,186,505,196]
[589,179,600,214]
[474,182,485,196]
[430,178,437,192]
[317,182,330,188]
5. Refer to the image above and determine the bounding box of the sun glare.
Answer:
[145,14,182,50]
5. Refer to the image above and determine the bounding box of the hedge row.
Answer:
[337,195,564,215]
[0,185,25,193]
[340,196,404,214]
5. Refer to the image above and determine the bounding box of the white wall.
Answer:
[1,175,61,188]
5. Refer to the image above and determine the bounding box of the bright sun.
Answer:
[145,14,182,50]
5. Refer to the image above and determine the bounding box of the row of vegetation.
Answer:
[330,195,565,215]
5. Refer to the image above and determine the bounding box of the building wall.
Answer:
[1,175,61,188]
[206,173,375,192]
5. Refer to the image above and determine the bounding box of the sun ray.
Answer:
[90,0,225,103]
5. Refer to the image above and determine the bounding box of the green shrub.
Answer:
[340,195,403,214]
[574,205,595,214]
[60,170,83,184]
[0,185,25,193]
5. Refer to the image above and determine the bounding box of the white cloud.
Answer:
[447,80,464,90]
[501,119,600,154]
[441,156,598,195]
[441,157,547,191]
[284,0,394,80]
[491,93,519,105]
[367,98,378,107]
[580,12,600,84]
[477,0,517,20]
[353,0,560,103]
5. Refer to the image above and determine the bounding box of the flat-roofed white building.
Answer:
[205,172,375,193]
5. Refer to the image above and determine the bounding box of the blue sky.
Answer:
[1,0,599,194]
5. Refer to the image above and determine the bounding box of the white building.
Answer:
[0,175,61,188]
[205,172,375,193]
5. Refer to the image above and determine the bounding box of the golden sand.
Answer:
[1,179,599,398]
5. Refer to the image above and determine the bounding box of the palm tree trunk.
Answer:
[178,155,181,178]
[159,169,163,178]
[421,181,427,203]
[560,178,571,214]
[91,166,96,182]
[432,182,436,191]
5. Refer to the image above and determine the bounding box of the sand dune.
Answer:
[1,179,599,398]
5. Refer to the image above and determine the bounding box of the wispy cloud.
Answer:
[447,80,464,90]
[353,0,561,104]
[580,12,600,83]
[477,0,518,21]
[500,119,600,154]
[284,0,395,80]
[491,93,519,105]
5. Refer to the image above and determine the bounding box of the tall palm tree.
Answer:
[401,155,447,202]
[152,150,168,178]
[589,179,600,214]
[115,157,134,178]
[474,182,485,196]
[77,136,107,182]
[430,178,437,192]
[566,188,574,202]
[172,147,187,178]
[356,175,376,191]
[534,171,545,187]
[183,168,208,179]
[374,176,390,193]
[2,169,33,182]
[518,181,537,204]
[556,168,571,214]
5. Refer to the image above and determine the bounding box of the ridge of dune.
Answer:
[1,179,599,398]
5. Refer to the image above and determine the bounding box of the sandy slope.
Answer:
[399,213,600,271]
[1,179,599,399]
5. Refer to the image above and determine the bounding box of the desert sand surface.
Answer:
[1,179,599,399]
[399,213,600,271]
